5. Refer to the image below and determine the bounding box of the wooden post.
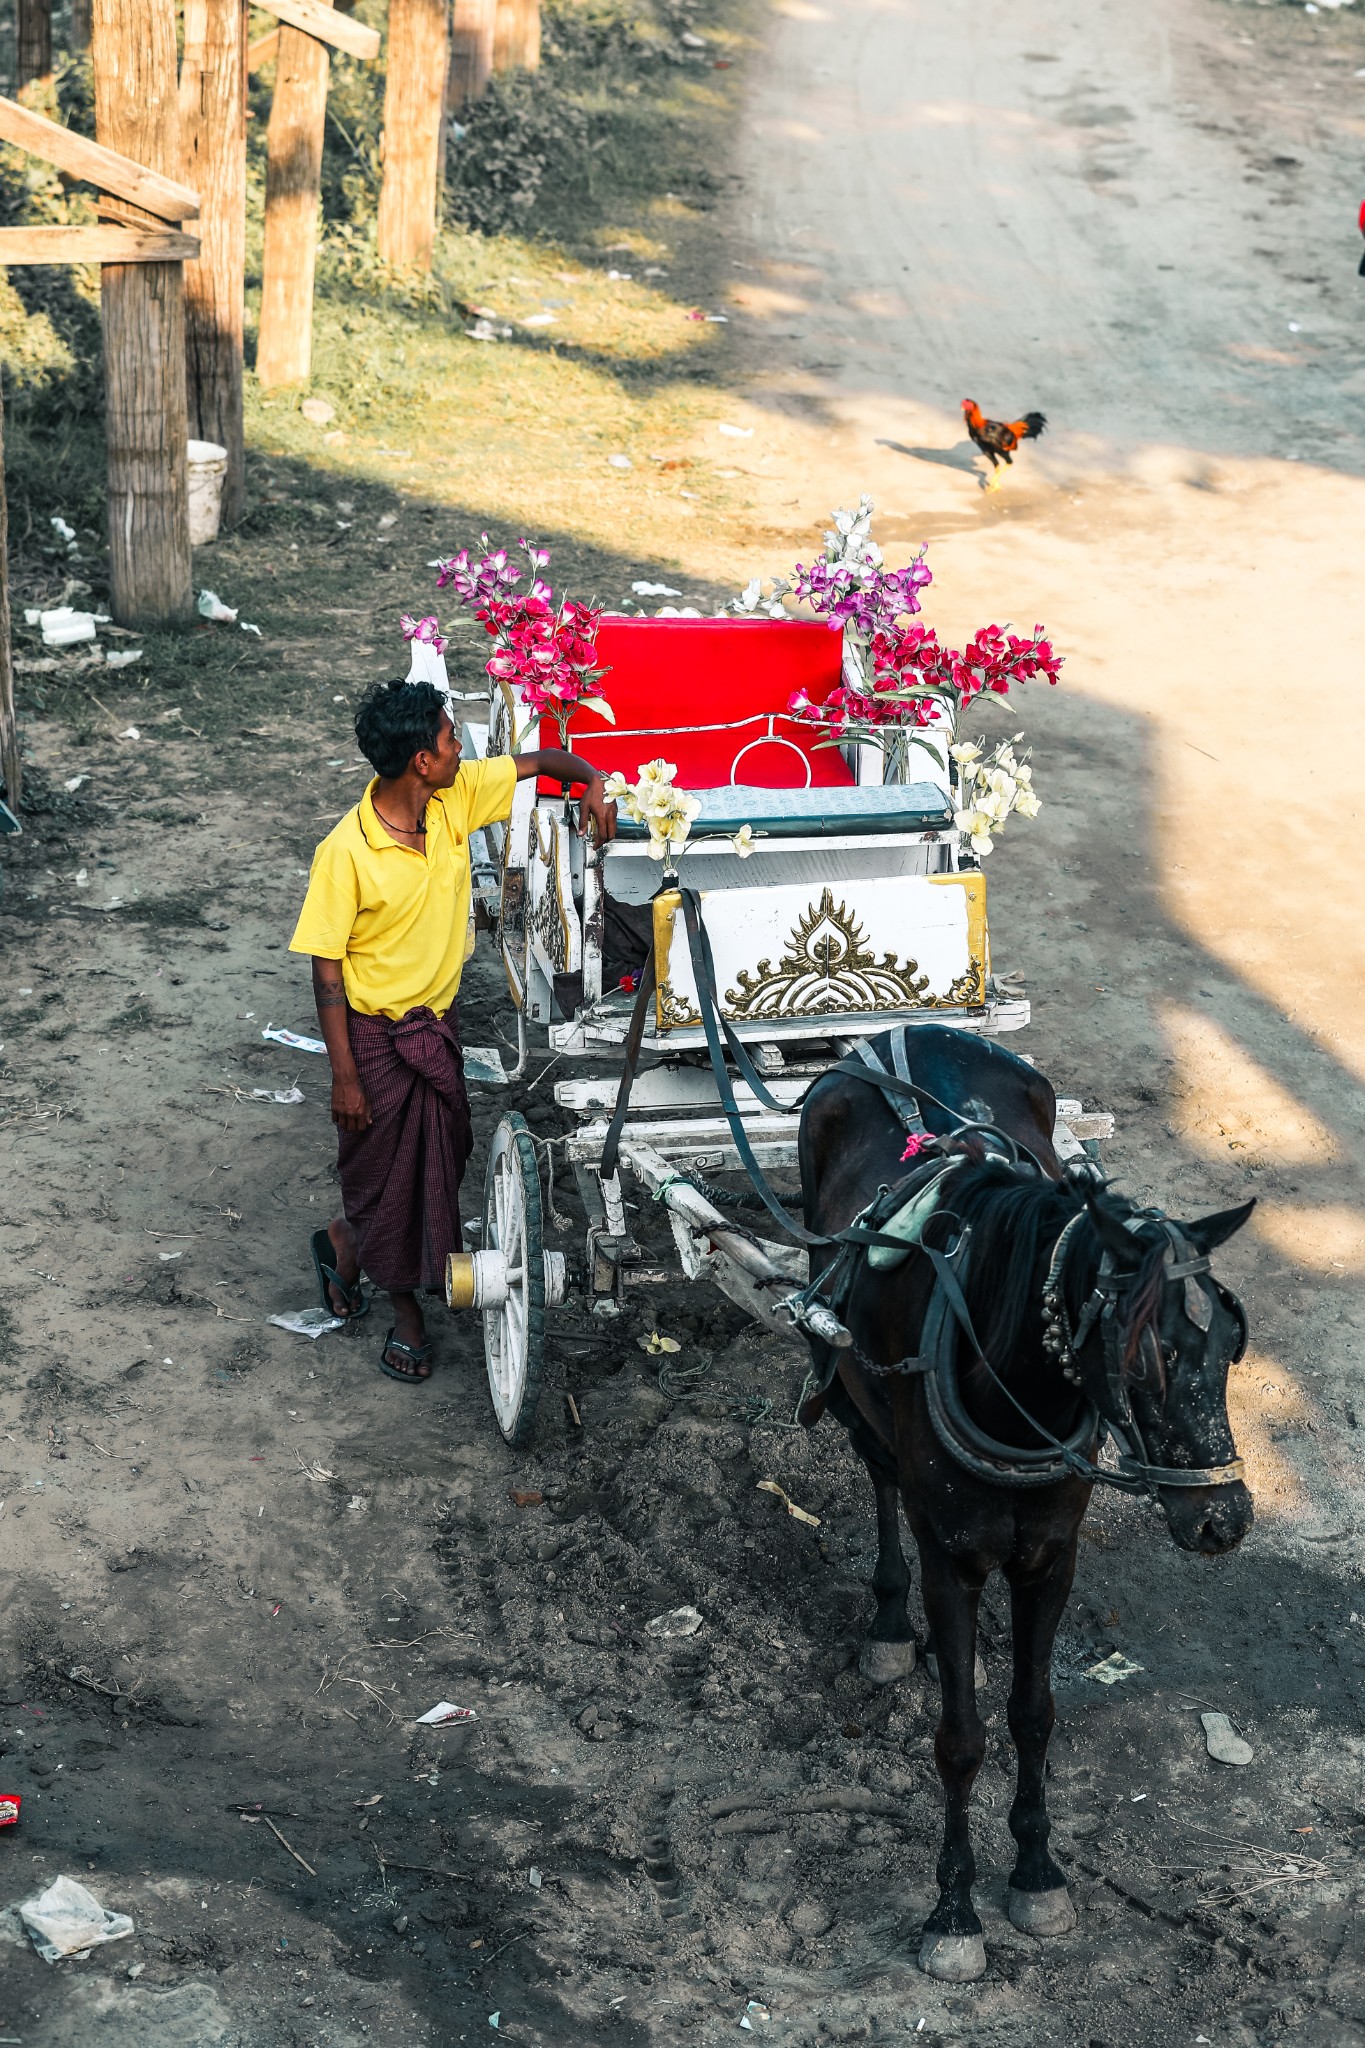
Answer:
[377,0,448,271]
[91,0,193,628]
[256,0,332,388]
[70,0,93,49]
[493,0,539,74]
[180,0,248,525]
[448,0,495,111]
[0,378,17,809]
[17,0,52,88]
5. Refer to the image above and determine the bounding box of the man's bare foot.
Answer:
[324,1216,362,1317]
[380,1290,432,1381]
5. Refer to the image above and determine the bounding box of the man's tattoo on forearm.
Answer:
[315,986,346,1009]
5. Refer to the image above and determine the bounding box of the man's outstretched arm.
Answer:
[516,749,618,842]
[311,957,372,1131]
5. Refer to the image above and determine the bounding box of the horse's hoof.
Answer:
[858,1638,917,1686]
[918,1932,987,1982]
[1007,1885,1077,1937]
[924,1651,987,1691]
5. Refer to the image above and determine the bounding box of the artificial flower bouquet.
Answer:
[734,495,1062,854]
[407,537,613,750]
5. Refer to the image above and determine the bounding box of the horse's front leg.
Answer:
[859,1452,917,1685]
[916,1537,988,1983]
[1004,1540,1080,1938]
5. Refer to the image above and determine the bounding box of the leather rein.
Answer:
[597,884,1247,1499]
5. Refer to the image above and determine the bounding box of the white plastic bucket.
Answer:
[186,439,228,547]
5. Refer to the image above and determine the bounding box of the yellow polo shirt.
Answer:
[289,759,518,1019]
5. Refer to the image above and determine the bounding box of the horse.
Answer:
[796,1022,1254,1983]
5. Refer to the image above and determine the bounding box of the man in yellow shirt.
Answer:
[290,677,616,1382]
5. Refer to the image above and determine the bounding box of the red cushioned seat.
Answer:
[537,616,852,793]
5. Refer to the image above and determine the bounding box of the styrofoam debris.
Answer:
[1086,1652,1143,1686]
[646,1605,703,1639]
[197,589,238,623]
[40,607,97,647]
[51,515,77,543]
[631,581,683,597]
[63,775,86,792]
[268,1308,344,1339]
[105,648,143,670]
[262,1025,327,1054]
[717,423,752,437]
[1201,1711,1253,1766]
[252,1086,304,1105]
[415,1702,479,1726]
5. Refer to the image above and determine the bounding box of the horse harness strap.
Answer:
[596,893,1245,1500]
[836,1205,1245,1498]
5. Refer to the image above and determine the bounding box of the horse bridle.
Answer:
[1032,1208,1248,1495]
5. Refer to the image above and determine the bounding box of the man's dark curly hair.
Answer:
[354,679,449,779]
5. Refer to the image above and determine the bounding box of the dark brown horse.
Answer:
[797,1024,1254,1982]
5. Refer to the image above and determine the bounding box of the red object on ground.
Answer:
[1358,198,1365,235]
[0,1793,21,1828]
[537,616,851,793]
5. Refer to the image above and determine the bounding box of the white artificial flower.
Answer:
[737,577,764,612]
[731,823,755,857]
[637,758,678,790]
[950,741,982,766]
[1015,789,1042,818]
[604,771,630,801]
[1014,763,1033,787]
[970,829,994,856]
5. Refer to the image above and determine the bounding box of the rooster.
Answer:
[961,400,1047,490]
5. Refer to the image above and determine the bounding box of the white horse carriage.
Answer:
[418,511,1109,1444]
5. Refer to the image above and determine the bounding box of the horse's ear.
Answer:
[1068,1165,1142,1264]
[1185,1199,1256,1255]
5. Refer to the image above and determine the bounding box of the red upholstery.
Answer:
[536,617,852,793]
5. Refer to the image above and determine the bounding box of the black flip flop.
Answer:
[378,1328,433,1384]
[310,1227,368,1322]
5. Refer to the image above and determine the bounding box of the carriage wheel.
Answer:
[482,1112,546,1448]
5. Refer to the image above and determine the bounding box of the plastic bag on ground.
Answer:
[18,1875,134,1961]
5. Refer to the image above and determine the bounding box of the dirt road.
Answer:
[3,2,1365,2043]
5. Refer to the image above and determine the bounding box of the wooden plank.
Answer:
[0,225,200,264]
[247,27,280,69]
[18,0,52,88]
[493,0,540,74]
[92,0,194,629]
[180,0,249,525]
[251,0,379,59]
[377,0,448,271]
[0,93,200,222]
[256,5,331,386]
[449,0,495,108]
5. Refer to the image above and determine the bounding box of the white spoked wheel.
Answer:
[483,1112,546,1448]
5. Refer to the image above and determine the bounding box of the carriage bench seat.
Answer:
[612,781,954,840]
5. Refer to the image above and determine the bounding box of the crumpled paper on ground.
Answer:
[18,1875,134,1961]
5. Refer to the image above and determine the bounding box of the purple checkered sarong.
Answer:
[336,1005,472,1292]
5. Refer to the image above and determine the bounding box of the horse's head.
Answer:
[1070,1180,1255,1556]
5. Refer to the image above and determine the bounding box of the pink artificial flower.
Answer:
[901,1132,931,1162]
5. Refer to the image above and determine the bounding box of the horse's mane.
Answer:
[940,1152,1169,1379]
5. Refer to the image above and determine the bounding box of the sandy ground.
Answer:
[4,1,1365,2043]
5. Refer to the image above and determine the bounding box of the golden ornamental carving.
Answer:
[723,888,981,1019]
[656,977,702,1031]
[944,956,986,1008]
